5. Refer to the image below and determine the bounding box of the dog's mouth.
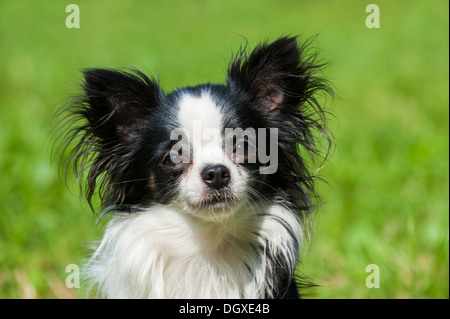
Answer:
[187,188,241,212]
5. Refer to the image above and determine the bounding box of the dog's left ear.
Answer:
[228,36,321,116]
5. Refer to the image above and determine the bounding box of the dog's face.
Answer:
[170,92,249,216]
[152,88,278,219]
[62,37,329,218]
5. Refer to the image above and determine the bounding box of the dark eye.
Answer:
[234,140,249,154]
[162,154,179,167]
[236,142,247,152]
[161,149,191,170]
[233,139,250,165]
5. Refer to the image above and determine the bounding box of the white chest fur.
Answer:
[85,204,302,298]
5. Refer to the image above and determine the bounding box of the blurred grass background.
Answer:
[0,0,448,298]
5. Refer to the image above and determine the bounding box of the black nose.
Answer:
[201,165,231,189]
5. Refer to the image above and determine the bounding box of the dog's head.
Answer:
[57,36,331,221]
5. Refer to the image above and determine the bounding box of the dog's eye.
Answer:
[162,154,179,167]
[161,150,190,170]
[233,139,250,164]
[234,140,249,155]
[236,142,248,152]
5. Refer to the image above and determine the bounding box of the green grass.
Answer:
[0,0,448,298]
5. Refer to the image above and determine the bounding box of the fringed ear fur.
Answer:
[227,36,332,118]
[227,35,333,161]
[81,68,161,142]
[55,68,162,211]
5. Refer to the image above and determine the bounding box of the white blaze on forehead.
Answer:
[177,92,224,162]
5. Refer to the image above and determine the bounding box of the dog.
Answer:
[56,36,332,298]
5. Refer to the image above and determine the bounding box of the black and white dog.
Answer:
[57,36,332,298]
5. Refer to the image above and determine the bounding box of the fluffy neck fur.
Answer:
[85,203,302,298]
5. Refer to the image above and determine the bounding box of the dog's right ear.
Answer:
[81,68,161,142]
[54,68,162,211]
